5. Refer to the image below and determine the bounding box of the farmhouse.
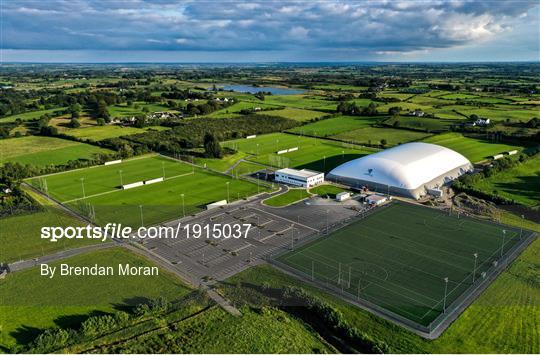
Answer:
[326,142,473,199]
[274,168,324,188]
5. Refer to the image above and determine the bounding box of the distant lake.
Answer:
[218,84,305,95]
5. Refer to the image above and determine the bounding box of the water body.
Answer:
[218,84,305,95]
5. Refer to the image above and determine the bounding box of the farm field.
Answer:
[246,95,337,111]
[384,116,459,132]
[256,107,327,122]
[108,102,176,118]
[222,133,376,173]
[263,189,311,207]
[0,107,67,123]
[203,101,276,118]
[287,115,379,136]
[332,127,432,146]
[28,155,264,227]
[63,125,169,141]
[422,133,524,163]
[443,105,538,122]
[471,154,540,207]
[276,202,526,328]
[0,247,189,349]
[0,136,113,167]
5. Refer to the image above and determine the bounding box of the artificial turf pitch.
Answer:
[277,202,529,329]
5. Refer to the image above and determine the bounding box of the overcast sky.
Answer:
[2,0,539,63]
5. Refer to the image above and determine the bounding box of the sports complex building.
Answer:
[326,142,473,199]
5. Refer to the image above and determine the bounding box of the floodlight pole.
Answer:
[443,277,449,313]
[181,194,185,217]
[256,143,259,156]
[472,253,478,283]
[119,170,123,186]
[80,178,86,198]
[348,266,351,288]
[291,224,294,250]
[162,162,165,178]
[326,209,329,234]
[323,155,326,171]
[500,230,506,258]
[520,215,524,239]
[258,215,261,238]
[139,205,144,227]
[338,262,341,285]
[226,182,230,202]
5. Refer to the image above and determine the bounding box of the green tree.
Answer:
[69,118,81,128]
[203,132,222,158]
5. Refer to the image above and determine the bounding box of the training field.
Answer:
[222,133,377,173]
[276,202,531,331]
[423,133,523,163]
[28,155,264,227]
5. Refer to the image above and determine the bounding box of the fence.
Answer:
[265,200,538,338]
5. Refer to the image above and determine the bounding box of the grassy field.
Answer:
[0,247,189,350]
[222,133,376,173]
[80,304,334,353]
[246,95,337,111]
[309,184,348,199]
[0,136,113,166]
[28,155,264,227]
[108,102,176,118]
[0,205,101,264]
[256,107,327,122]
[64,125,169,141]
[277,202,524,327]
[288,116,379,136]
[384,116,459,132]
[0,107,67,123]
[332,127,432,146]
[263,189,311,207]
[471,154,540,207]
[422,133,524,163]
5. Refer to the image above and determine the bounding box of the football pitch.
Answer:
[28,155,265,227]
[276,202,533,331]
[222,132,377,173]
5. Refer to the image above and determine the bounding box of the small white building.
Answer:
[206,200,228,210]
[366,194,388,206]
[274,168,324,188]
[336,191,351,202]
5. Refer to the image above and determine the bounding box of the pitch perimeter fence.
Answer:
[266,201,538,338]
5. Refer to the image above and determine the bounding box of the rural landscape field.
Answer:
[1,0,539,354]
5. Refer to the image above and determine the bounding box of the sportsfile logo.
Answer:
[40,223,251,242]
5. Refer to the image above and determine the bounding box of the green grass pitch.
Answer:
[277,202,528,328]
[422,133,524,163]
[222,132,377,173]
[27,155,265,227]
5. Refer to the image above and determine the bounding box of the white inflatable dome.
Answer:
[326,142,473,199]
